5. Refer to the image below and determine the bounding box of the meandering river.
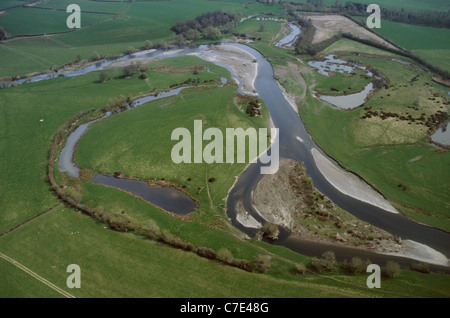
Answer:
[26,32,448,268]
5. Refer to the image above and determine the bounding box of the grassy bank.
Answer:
[0,54,230,233]
[298,52,450,231]
[3,204,449,297]
[74,84,270,218]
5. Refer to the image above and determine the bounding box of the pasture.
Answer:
[1,0,449,298]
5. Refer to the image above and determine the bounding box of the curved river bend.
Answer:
[51,41,449,268]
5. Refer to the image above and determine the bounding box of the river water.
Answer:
[225,44,450,267]
[431,122,450,146]
[18,34,448,266]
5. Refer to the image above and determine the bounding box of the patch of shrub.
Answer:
[382,261,401,279]
[126,46,136,55]
[294,263,307,275]
[217,248,234,263]
[232,259,253,272]
[61,188,83,204]
[261,222,279,240]
[252,255,271,273]
[108,220,128,232]
[123,64,138,78]
[144,219,161,239]
[410,262,430,274]
[158,231,194,251]
[144,40,153,50]
[99,71,108,83]
[340,257,370,275]
[91,51,101,61]
[196,246,217,260]
[309,251,337,273]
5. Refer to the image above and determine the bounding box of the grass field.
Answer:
[3,204,449,298]
[0,7,113,36]
[75,80,270,219]
[37,0,125,13]
[0,54,237,234]
[1,1,450,298]
[321,38,413,61]
[298,50,450,231]
[0,0,284,77]
[352,18,450,73]
[312,69,372,96]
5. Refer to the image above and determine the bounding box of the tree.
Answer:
[126,46,135,55]
[185,29,201,41]
[92,51,101,61]
[144,40,153,50]
[204,26,222,40]
[382,261,401,279]
[295,263,307,275]
[99,71,108,83]
[217,248,234,263]
[261,222,279,240]
[123,64,138,78]
[252,254,271,273]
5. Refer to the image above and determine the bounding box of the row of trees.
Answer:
[341,32,450,79]
[284,0,450,28]
[292,15,344,56]
[292,16,316,55]
[171,10,242,42]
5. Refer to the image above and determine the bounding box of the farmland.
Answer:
[0,0,449,300]
[350,17,450,73]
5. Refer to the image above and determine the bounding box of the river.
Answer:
[19,31,448,268]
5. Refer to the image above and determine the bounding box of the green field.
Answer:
[352,18,450,73]
[312,69,372,96]
[321,38,413,61]
[0,0,283,77]
[0,7,113,36]
[376,20,450,73]
[75,79,270,219]
[37,0,125,13]
[1,0,450,299]
[3,55,448,298]
[3,204,449,298]
[297,48,450,231]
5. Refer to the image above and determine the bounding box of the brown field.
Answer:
[306,14,397,50]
